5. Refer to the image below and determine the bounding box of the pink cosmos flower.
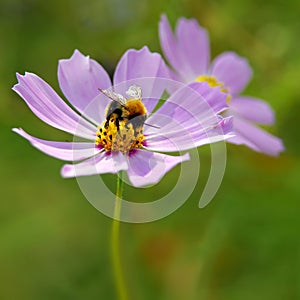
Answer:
[159,15,284,156]
[13,47,233,187]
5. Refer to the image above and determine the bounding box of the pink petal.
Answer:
[144,82,232,152]
[210,52,253,95]
[229,96,275,125]
[192,81,229,114]
[113,46,171,113]
[159,15,210,82]
[159,15,177,70]
[229,117,284,156]
[175,17,210,79]
[13,128,99,161]
[61,151,128,178]
[13,72,96,139]
[145,116,233,152]
[145,82,227,130]
[126,150,190,187]
[58,49,112,124]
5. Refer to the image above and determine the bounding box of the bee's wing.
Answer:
[99,88,127,105]
[126,85,142,99]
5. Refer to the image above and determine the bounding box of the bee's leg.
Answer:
[116,118,120,131]
[104,119,110,129]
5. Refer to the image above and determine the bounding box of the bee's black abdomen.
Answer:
[115,118,120,131]
[128,114,147,130]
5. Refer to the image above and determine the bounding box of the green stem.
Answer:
[111,172,128,300]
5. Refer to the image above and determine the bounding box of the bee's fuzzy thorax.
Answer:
[125,99,147,117]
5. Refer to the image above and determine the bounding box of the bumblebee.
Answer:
[102,85,147,131]
[96,85,147,153]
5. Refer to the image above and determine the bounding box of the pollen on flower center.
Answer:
[95,115,145,154]
[196,75,231,103]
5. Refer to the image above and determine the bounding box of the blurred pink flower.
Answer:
[159,15,284,156]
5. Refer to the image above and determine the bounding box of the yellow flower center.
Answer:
[95,100,146,154]
[195,75,231,103]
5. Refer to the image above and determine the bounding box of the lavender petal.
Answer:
[58,49,112,124]
[145,116,233,152]
[61,151,128,178]
[113,46,171,113]
[210,52,253,96]
[13,128,99,161]
[13,72,96,139]
[229,96,275,125]
[126,150,190,187]
[159,15,210,82]
[144,82,232,151]
[229,117,284,156]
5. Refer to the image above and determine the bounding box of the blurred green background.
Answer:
[1,0,300,299]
